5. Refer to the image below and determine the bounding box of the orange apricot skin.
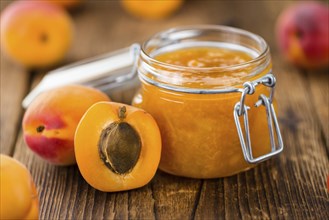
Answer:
[23,85,110,165]
[0,0,74,68]
[74,102,162,192]
[0,154,39,220]
[121,0,184,20]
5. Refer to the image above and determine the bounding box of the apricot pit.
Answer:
[98,106,142,174]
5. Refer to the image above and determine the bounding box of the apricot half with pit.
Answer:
[74,102,161,192]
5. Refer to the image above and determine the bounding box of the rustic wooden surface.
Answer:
[1,1,328,219]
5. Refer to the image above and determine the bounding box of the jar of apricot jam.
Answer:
[132,25,283,178]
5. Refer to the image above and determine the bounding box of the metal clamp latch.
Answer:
[234,73,284,164]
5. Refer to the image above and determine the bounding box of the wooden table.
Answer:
[1,1,328,219]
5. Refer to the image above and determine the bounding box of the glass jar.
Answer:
[132,25,283,178]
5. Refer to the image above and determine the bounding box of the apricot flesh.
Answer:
[23,85,110,165]
[0,154,39,220]
[75,102,161,192]
[0,0,74,68]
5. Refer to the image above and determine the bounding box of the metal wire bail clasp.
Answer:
[233,73,284,164]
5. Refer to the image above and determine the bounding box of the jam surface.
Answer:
[155,47,254,68]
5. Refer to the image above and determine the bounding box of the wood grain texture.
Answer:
[1,0,328,219]
[0,55,30,155]
[274,58,329,219]
[306,70,329,148]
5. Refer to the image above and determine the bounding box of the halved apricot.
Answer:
[74,102,161,192]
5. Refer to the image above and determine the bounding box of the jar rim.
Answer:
[141,25,270,72]
[139,25,272,93]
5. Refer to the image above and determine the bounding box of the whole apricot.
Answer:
[276,1,329,69]
[23,85,110,165]
[121,0,184,20]
[75,102,161,192]
[0,0,74,68]
[0,154,39,220]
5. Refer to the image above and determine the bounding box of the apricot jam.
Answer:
[155,47,253,68]
[133,26,282,178]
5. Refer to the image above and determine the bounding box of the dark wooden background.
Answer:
[1,0,328,219]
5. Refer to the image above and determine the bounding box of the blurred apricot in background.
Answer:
[276,1,329,70]
[121,0,184,20]
[0,0,74,69]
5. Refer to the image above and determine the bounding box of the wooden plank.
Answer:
[128,184,156,219]
[270,58,328,219]
[306,70,329,148]
[0,54,30,155]
[151,171,202,219]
